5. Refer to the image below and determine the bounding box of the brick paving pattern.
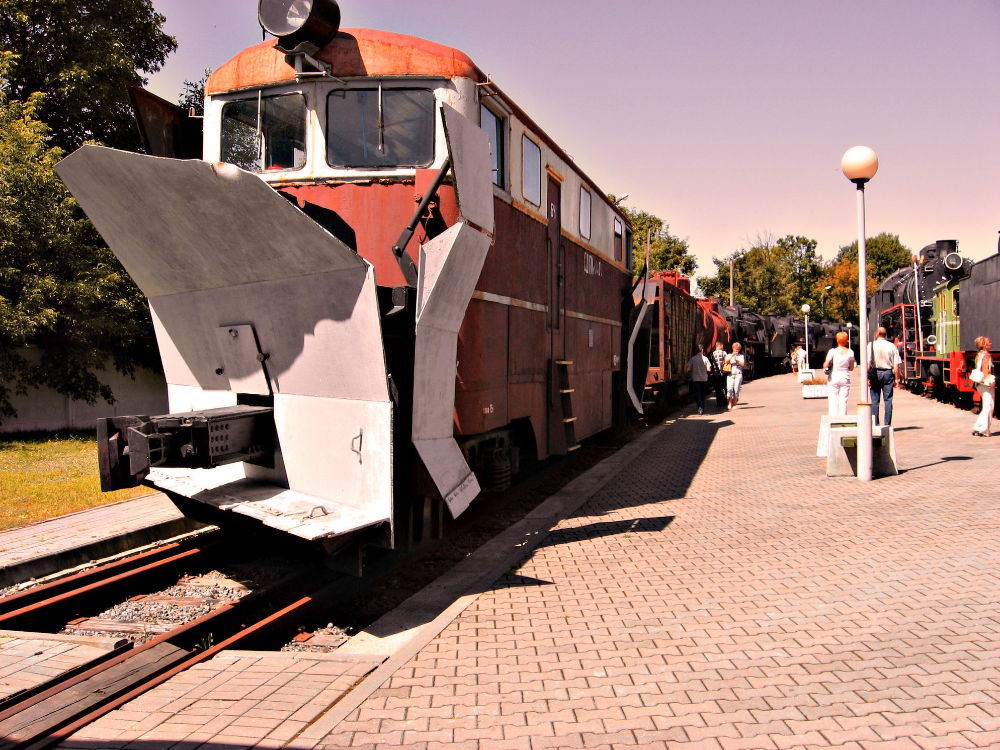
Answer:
[0,633,119,700]
[0,494,179,573]
[64,651,382,749]
[318,373,999,750]
[57,372,1000,750]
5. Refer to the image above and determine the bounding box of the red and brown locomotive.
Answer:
[57,0,635,557]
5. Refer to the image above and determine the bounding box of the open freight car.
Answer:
[56,0,635,558]
[630,271,699,408]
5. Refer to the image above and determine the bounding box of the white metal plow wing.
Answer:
[56,147,393,543]
[412,105,494,517]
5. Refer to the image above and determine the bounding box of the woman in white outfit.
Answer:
[972,336,995,437]
[823,331,856,416]
[724,343,745,410]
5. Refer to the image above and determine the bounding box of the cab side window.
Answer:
[481,105,505,189]
[521,136,541,206]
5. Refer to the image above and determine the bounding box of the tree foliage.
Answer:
[178,69,211,116]
[834,232,912,285]
[819,257,876,324]
[697,233,824,316]
[609,198,697,280]
[0,0,176,152]
[817,232,910,324]
[697,230,911,324]
[0,52,158,423]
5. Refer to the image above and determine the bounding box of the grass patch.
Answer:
[0,432,152,531]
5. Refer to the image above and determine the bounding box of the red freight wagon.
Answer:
[631,272,700,406]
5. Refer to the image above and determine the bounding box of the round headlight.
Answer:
[944,252,964,271]
[259,0,311,36]
[259,0,341,51]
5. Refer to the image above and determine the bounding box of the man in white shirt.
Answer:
[869,327,903,425]
[794,346,808,373]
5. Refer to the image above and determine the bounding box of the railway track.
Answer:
[0,535,342,750]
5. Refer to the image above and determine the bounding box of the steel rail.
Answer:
[0,531,218,617]
[0,547,204,625]
[0,595,238,723]
[0,542,184,615]
[28,594,318,750]
[0,568,338,750]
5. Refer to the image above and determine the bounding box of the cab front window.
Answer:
[326,88,435,168]
[221,93,307,172]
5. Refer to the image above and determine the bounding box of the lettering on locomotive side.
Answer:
[584,252,602,276]
[482,404,494,415]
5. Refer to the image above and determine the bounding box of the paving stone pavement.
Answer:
[314,373,999,750]
[58,372,999,750]
[62,651,384,749]
[0,632,122,700]
[0,493,202,588]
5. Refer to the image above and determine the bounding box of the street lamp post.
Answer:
[822,284,833,319]
[802,304,811,367]
[846,321,853,352]
[730,258,735,308]
[842,146,879,483]
[729,252,745,308]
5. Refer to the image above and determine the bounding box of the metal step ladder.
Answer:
[555,360,580,452]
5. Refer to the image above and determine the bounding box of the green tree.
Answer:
[819,256,875,325]
[777,234,824,312]
[609,198,696,280]
[697,232,822,316]
[835,232,911,287]
[0,0,176,152]
[0,52,158,423]
[178,69,211,116]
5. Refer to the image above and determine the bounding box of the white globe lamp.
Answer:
[841,146,878,185]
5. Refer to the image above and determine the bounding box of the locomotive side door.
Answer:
[546,175,567,455]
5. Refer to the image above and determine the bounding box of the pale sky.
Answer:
[146,0,1000,275]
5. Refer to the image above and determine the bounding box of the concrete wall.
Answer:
[1,353,167,434]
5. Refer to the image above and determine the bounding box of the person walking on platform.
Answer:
[823,332,855,416]
[869,327,902,426]
[687,345,711,414]
[794,346,808,374]
[724,343,745,410]
[710,341,727,408]
[972,336,995,437]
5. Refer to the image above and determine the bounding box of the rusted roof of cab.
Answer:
[205,29,481,95]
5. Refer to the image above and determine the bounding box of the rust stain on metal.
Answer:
[206,29,480,96]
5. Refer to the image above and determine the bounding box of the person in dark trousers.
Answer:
[710,341,727,408]
[687,344,711,414]
[869,327,902,425]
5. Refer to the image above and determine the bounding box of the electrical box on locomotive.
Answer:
[56,0,637,556]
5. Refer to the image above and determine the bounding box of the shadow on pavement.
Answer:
[900,455,973,473]
[494,574,555,588]
[539,516,674,548]
[585,417,733,515]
